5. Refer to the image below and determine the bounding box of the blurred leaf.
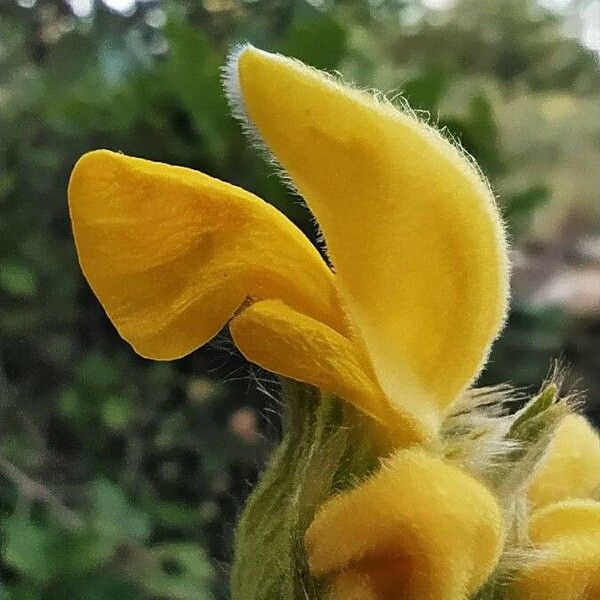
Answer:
[0,583,43,600]
[440,91,504,177]
[47,575,140,600]
[0,262,37,297]
[90,479,151,550]
[141,493,207,530]
[469,93,496,143]
[138,543,214,600]
[2,517,56,582]
[505,185,550,235]
[78,353,121,391]
[401,65,452,112]
[467,92,504,176]
[55,528,118,575]
[100,395,135,430]
[162,19,229,160]
[58,387,80,419]
[0,172,16,198]
[281,16,347,71]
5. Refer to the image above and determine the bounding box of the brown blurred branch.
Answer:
[0,456,82,529]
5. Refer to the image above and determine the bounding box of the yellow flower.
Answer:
[69,45,508,447]
[305,450,503,600]
[528,414,600,508]
[508,415,600,600]
[69,46,509,599]
[509,500,600,600]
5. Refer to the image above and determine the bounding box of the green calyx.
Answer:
[462,381,573,600]
[230,379,378,600]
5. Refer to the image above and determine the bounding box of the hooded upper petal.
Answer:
[509,500,600,600]
[228,46,509,438]
[528,414,600,508]
[305,449,503,600]
[68,150,344,359]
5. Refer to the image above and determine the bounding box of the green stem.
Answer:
[230,380,377,600]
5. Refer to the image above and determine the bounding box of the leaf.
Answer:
[509,382,558,441]
[469,93,497,146]
[161,19,229,159]
[47,575,141,600]
[439,92,503,178]
[137,543,214,600]
[401,65,452,112]
[2,517,56,582]
[280,16,347,71]
[0,172,16,198]
[56,528,123,575]
[141,494,208,530]
[90,479,151,552]
[100,395,135,430]
[0,262,37,298]
[78,353,121,391]
[0,583,43,600]
[505,185,550,221]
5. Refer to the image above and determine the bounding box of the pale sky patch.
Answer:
[66,0,93,18]
[102,0,137,13]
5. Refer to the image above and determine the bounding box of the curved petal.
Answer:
[229,300,429,446]
[509,500,600,600]
[227,46,509,436]
[528,415,600,508]
[69,150,344,359]
[304,450,503,600]
[529,499,600,544]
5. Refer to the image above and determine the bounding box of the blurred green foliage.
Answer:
[1,0,599,597]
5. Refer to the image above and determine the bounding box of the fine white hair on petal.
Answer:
[222,44,304,197]
[221,42,504,213]
[221,44,258,145]
[220,41,507,232]
[221,43,331,261]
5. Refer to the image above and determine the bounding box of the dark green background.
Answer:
[1,0,600,597]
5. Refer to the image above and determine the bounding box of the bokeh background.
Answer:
[1,0,600,597]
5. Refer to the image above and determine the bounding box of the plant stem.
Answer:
[230,379,377,600]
